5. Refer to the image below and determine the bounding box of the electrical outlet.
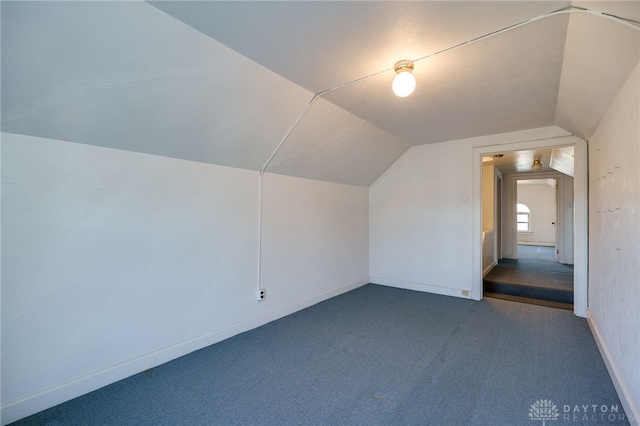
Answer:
[462,290,469,297]
[257,288,266,301]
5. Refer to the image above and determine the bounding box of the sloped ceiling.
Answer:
[0,1,312,172]
[2,1,638,186]
[556,9,640,140]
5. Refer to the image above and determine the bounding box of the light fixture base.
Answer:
[394,59,414,73]
[392,59,416,97]
[531,158,542,171]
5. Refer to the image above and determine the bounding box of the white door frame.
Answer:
[506,172,563,260]
[472,136,588,317]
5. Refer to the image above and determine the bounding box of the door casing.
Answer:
[472,136,587,317]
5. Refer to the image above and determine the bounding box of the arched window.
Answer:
[517,203,530,232]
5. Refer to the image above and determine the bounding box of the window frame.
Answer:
[517,203,531,233]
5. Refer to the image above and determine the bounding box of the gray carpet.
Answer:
[491,245,573,291]
[11,284,627,426]
[484,245,574,305]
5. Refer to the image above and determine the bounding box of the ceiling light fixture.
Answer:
[531,157,542,172]
[392,60,416,97]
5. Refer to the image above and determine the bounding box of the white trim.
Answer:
[482,260,498,277]
[587,310,639,425]
[517,241,555,247]
[472,135,588,317]
[572,140,588,317]
[510,172,563,258]
[0,276,370,425]
[370,276,472,299]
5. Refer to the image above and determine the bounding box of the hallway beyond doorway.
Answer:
[483,245,574,310]
[518,244,556,261]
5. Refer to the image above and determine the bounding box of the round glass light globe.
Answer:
[392,71,416,97]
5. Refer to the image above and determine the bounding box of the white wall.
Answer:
[517,181,556,246]
[369,127,584,303]
[481,164,497,275]
[1,133,369,424]
[482,164,495,230]
[502,173,574,264]
[556,174,574,265]
[261,173,369,304]
[587,62,640,423]
[369,138,474,298]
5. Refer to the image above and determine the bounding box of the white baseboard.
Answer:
[587,309,639,425]
[517,241,555,246]
[482,260,498,277]
[370,276,471,299]
[1,276,369,425]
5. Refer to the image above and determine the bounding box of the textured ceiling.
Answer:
[0,1,311,172]
[149,1,570,94]
[322,13,569,145]
[150,0,572,146]
[556,11,640,140]
[484,146,574,176]
[2,1,638,186]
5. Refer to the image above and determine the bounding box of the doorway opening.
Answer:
[484,176,574,310]
[472,136,588,317]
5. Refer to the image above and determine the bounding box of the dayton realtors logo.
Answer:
[529,399,560,425]
[529,399,633,424]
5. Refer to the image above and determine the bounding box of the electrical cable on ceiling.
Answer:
[412,6,640,65]
[317,6,640,97]
[255,92,320,299]
[254,5,640,295]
